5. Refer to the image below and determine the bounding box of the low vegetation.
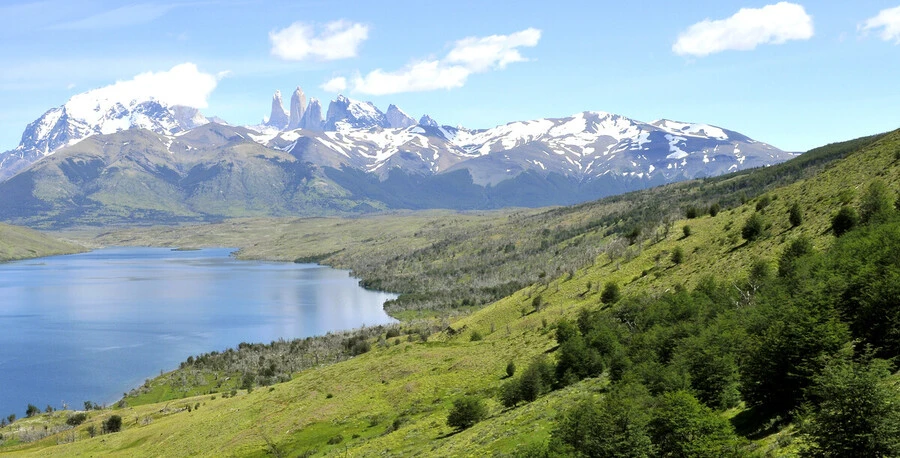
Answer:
[2,129,898,456]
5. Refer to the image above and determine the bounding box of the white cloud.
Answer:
[65,63,222,120]
[343,28,541,96]
[270,20,368,61]
[860,5,900,44]
[322,76,348,93]
[673,2,813,57]
[445,28,542,71]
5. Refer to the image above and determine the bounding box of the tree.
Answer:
[671,246,684,265]
[789,203,803,227]
[859,179,894,224]
[831,206,859,236]
[741,213,765,242]
[650,391,744,457]
[709,203,721,217]
[25,404,39,418]
[102,415,122,433]
[506,361,516,378]
[447,397,487,430]
[6,414,15,424]
[801,347,900,457]
[554,382,654,457]
[778,236,814,280]
[601,282,621,304]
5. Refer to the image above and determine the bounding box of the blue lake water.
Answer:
[0,247,396,417]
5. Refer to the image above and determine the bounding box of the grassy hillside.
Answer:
[0,223,83,262]
[4,129,899,456]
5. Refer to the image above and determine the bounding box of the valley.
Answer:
[2,128,898,456]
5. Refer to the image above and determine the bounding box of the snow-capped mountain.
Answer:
[0,90,208,181]
[0,85,797,226]
[324,95,389,131]
[259,109,792,186]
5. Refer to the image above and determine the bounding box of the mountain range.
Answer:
[0,87,795,226]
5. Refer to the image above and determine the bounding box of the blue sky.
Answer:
[1,1,899,152]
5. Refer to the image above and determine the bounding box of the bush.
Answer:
[671,246,684,265]
[25,404,39,418]
[682,225,692,238]
[741,213,765,242]
[385,328,400,339]
[102,415,122,433]
[470,330,483,342]
[447,397,487,430]
[860,179,894,224]
[789,203,803,227]
[327,434,344,445]
[685,206,700,219]
[831,206,859,236]
[650,391,744,457]
[66,413,88,426]
[601,282,621,304]
[709,203,721,217]
[506,361,516,378]
[756,194,771,211]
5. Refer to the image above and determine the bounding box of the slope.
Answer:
[0,223,84,262]
[4,129,899,456]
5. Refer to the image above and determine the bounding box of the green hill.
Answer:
[3,129,900,456]
[0,223,83,262]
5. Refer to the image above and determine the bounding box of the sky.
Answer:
[1,1,899,153]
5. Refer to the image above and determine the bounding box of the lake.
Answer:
[0,247,396,417]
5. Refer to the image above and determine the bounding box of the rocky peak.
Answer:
[418,114,439,128]
[386,104,416,129]
[299,98,324,131]
[265,90,289,129]
[288,87,306,130]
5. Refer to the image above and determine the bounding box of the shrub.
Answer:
[601,282,621,304]
[25,404,39,418]
[470,330,483,342]
[831,206,859,236]
[709,203,721,217]
[789,203,803,227]
[756,194,771,211]
[102,415,122,433]
[385,328,400,339]
[447,397,487,430]
[531,294,544,311]
[66,413,88,426]
[860,179,894,224]
[671,246,684,265]
[327,434,344,445]
[506,361,516,378]
[682,225,692,238]
[685,206,700,219]
[741,213,765,242]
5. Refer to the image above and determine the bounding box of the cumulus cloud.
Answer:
[860,5,900,44]
[673,2,813,57]
[343,28,541,96]
[66,63,222,117]
[270,20,368,61]
[322,76,348,92]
